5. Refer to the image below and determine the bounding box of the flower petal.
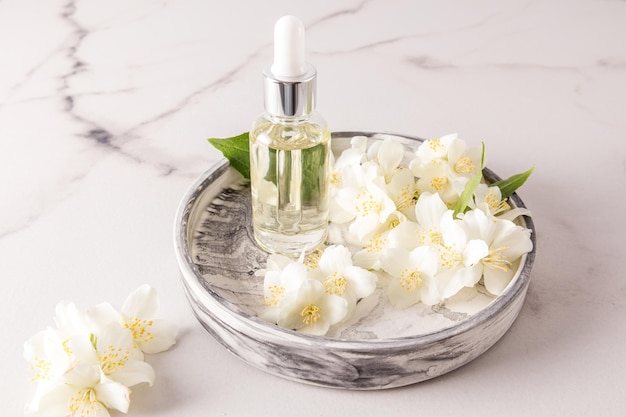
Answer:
[30,381,77,417]
[408,246,439,277]
[136,319,178,354]
[110,358,155,388]
[440,210,466,248]
[438,269,465,299]
[496,207,532,221]
[277,280,324,330]
[86,302,122,331]
[414,192,448,227]
[319,294,349,327]
[266,253,295,272]
[318,245,353,275]
[280,262,309,292]
[387,278,419,309]
[463,239,489,267]
[95,376,131,413]
[377,137,405,176]
[122,285,158,319]
[64,363,101,387]
[380,247,409,278]
[344,265,378,299]
[349,214,381,242]
[352,248,382,270]
[54,301,89,336]
[419,276,442,306]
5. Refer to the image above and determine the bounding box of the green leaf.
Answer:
[208,132,250,179]
[450,142,485,218]
[492,166,534,199]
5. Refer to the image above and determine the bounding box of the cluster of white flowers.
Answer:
[259,245,377,336]
[23,285,177,417]
[260,134,533,336]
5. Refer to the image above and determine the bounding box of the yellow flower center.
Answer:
[300,304,321,326]
[304,249,323,269]
[69,388,107,416]
[98,345,130,375]
[264,285,285,307]
[329,172,341,186]
[62,338,72,355]
[324,272,347,296]
[400,269,423,292]
[485,191,511,214]
[482,246,512,272]
[439,245,462,269]
[30,357,52,382]
[364,233,388,253]
[125,317,154,345]
[354,192,381,216]
[430,176,448,191]
[418,228,443,246]
[396,184,418,211]
[429,138,444,153]
[454,156,477,174]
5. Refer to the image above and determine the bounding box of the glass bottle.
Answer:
[250,16,330,255]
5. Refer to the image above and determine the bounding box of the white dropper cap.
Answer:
[263,15,317,117]
[271,15,307,79]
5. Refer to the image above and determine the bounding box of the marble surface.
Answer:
[1,0,625,415]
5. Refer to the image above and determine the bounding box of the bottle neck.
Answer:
[263,65,317,118]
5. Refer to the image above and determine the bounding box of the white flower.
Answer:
[332,136,367,173]
[447,137,483,177]
[329,137,368,223]
[461,209,533,295]
[472,183,531,221]
[471,184,511,216]
[347,176,397,242]
[381,245,441,307]
[309,245,377,309]
[24,302,105,412]
[277,279,348,335]
[414,162,463,205]
[366,137,405,182]
[26,363,130,417]
[87,285,178,354]
[331,150,397,242]
[413,192,448,247]
[88,323,155,388]
[260,250,354,335]
[385,167,419,220]
[24,286,176,417]
[436,211,489,299]
[412,133,458,163]
[352,211,407,270]
[260,257,309,323]
[23,328,87,414]
[53,301,91,338]
[410,135,483,205]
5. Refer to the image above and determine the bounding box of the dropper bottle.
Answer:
[250,15,331,255]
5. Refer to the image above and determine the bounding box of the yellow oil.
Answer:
[250,114,330,255]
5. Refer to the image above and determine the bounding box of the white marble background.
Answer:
[2,0,625,415]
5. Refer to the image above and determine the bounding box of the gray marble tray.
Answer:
[174,132,536,390]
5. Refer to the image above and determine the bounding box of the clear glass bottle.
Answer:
[250,16,330,255]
